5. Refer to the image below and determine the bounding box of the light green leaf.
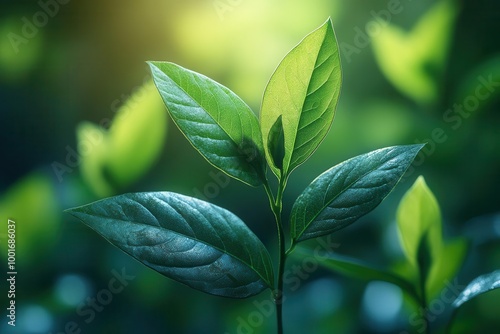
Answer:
[106,81,167,187]
[149,61,266,187]
[290,144,423,245]
[371,0,458,104]
[78,80,167,197]
[260,18,342,179]
[294,248,420,302]
[396,176,443,270]
[0,172,60,265]
[66,192,274,298]
[426,238,468,299]
[452,270,500,309]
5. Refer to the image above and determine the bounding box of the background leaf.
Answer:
[260,18,342,178]
[149,61,266,187]
[397,176,467,300]
[396,176,443,270]
[452,270,500,309]
[426,238,468,299]
[294,247,420,302]
[66,192,274,298]
[290,144,423,244]
[0,172,60,267]
[78,80,167,197]
[371,0,458,104]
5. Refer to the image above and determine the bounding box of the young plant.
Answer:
[298,176,499,333]
[66,18,424,333]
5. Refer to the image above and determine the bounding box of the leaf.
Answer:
[290,144,424,245]
[398,177,467,300]
[267,115,285,171]
[417,230,433,286]
[66,192,274,298]
[452,270,500,309]
[396,176,443,270]
[78,80,167,197]
[105,81,167,188]
[294,247,420,302]
[149,61,266,187]
[371,0,458,104]
[426,238,468,299]
[260,18,342,179]
[0,172,60,266]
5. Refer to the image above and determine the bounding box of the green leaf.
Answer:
[426,238,468,299]
[452,270,500,309]
[294,247,420,302]
[66,192,274,298]
[260,18,342,179]
[371,0,458,104]
[149,61,266,187]
[396,176,443,270]
[0,172,60,266]
[105,81,167,188]
[397,177,467,300]
[78,80,167,197]
[267,115,285,171]
[290,144,423,245]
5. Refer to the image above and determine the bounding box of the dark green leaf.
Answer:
[417,230,433,286]
[66,192,274,298]
[267,115,285,171]
[149,61,266,187]
[294,247,420,302]
[260,18,342,179]
[452,270,500,309]
[290,144,424,244]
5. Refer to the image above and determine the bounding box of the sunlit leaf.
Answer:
[66,192,274,298]
[396,176,443,270]
[290,144,423,245]
[149,61,266,187]
[452,270,500,309]
[371,0,458,104]
[77,122,111,196]
[78,80,167,197]
[106,81,167,187]
[260,18,342,179]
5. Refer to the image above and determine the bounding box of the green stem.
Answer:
[264,176,287,334]
[419,273,430,334]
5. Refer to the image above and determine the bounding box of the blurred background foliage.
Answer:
[1,0,499,333]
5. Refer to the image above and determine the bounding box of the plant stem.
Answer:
[264,176,287,334]
[419,273,430,334]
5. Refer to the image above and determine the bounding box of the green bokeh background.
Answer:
[1,0,499,333]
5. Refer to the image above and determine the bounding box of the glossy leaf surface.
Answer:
[67,192,274,298]
[260,18,342,178]
[290,144,423,244]
[452,270,500,308]
[150,61,265,187]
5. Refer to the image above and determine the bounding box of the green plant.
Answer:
[300,175,500,333]
[67,18,425,333]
